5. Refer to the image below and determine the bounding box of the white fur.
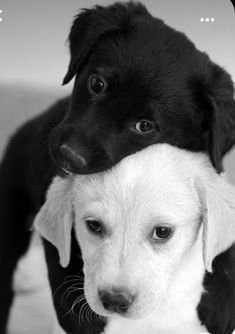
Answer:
[35,144,235,333]
[102,231,206,334]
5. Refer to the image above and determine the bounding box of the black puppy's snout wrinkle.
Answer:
[99,288,135,314]
[60,143,87,171]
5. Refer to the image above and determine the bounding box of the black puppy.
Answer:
[0,2,235,334]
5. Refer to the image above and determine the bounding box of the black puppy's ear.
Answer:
[196,61,235,172]
[207,64,235,172]
[62,2,149,85]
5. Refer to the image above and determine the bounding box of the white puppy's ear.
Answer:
[34,177,74,268]
[196,174,235,272]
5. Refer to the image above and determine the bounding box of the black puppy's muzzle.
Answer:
[59,139,88,173]
[49,125,111,175]
[59,143,110,174]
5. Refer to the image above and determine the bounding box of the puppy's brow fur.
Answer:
[35,144,235,333]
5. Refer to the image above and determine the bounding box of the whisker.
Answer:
[55,274,102,327]
[88,307,93,323]
[61,285,82,303]
[53,278,84,300]
[71,295,86,315]
[78,300,88,326]
[66,285,84,295]
[63,294,86,318]
[84,303,90,322]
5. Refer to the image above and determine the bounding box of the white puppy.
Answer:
[35,144,235,334]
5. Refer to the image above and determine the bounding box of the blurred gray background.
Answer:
[0,0,235,181]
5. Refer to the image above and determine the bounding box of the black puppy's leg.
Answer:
[0,164,33,334]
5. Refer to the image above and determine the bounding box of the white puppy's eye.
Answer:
[85,219,104,235]
[152,226,173,241]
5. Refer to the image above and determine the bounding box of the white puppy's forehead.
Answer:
[72,144,206,224]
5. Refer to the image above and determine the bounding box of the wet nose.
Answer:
[99,288,135,314]
[59,143,87,172]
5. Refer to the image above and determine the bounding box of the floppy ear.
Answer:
[196,173,235,272]
[208,64,235,172]
[34,177,74,268]
[198,62,235,172]
[62,2,149,84]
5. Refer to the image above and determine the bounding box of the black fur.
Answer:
[0,2,235,334]
[198,245,235,334]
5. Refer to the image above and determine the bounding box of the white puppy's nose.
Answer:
[99,287,135,314]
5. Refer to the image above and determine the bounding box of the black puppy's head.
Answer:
[49,1,235,174]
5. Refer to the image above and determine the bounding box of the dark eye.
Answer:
[86,219,103,235]
[134,120,154,133]
[88,75,106,95]
[152,226,173,241]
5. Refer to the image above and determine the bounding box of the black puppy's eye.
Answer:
[134,120,154,133]
[152,226,173,241]
[86,219,103,235]
[88,75,106,95]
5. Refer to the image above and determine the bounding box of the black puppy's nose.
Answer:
[99,288,135,314]
[60,143,87,172]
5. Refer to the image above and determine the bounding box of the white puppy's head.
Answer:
[35,144,235,319]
